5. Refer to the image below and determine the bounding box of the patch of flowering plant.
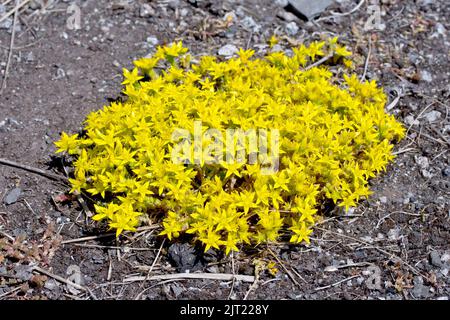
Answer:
[55,38,404,254]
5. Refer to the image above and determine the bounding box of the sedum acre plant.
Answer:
[55,38,404,254]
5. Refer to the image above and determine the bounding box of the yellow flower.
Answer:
[290,220,312,244]
[55,132,79,154]
[268,35,279,48]
[163,41,188,58]
[335,44,352,57]
[122,67,143,86]
[199,228,223,252]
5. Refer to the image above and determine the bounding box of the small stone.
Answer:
[285,21,299,36]
[441,253,450,263]
[218,44,238,57]
[14,265,33,281]
[277,10,297,22]
[286,0,334,20]
[442,167,450,177]
[412,283,431,298]
[379,196,388,204]
[356,277,365,285]
[207,265,220,273]
[240,16,261,33]
[429,251,443,267]
[434,23,446,37]
[270,44,283,52]
[422,169,433,179]
[26,52,35,62]
[387,228,401,241]
[140,4,155,18]
[414,156,429,169]
[423,110,441,123]
[53,68,66,80]
[418,0,436,6]
[420,70,433,83]
[146,36,159,47]
[29,1,41,10]
[44,279,59,291]
[324,266,338,272]
[171,283,183,297]
[92,255,104,264]
[0,18,12,30]
[168,0,180,11]
[4,188,22,205]
[275,0,288,6]
[404,115,419,126]
[100,26,110,33]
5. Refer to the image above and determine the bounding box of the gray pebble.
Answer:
[171,283,184,297]
[442,167,450,177]
[218,44,238,57]
[44,279,59,291]
[241,16,261,33]
[0,18,12,30]
[423,110,441,123]
[420,70,433,83]
[14,265,33,281]
[414,156,429,169]
[146,36,159,47]
[430,251,443,267]
[26,52,35,62]
[140,4,155,18]
[286,0,334,20]
[285,21,299,36]
[404,115,419,126]
[412,283,432,298]
[4,188,22,205]
[277,10,298,22]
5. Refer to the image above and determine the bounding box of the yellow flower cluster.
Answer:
[55,39,405,254]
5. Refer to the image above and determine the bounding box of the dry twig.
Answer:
[304,54,333,71]
[61,225,160,244]
[0,0,21,94]
[0,158,68,183]
[314,275,360,291]
[33,266,87,292]
[124,272,254,283]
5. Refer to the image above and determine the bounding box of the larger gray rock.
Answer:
[4,188,22,205]
[285,0,334,20]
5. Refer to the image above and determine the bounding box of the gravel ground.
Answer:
[0,0,449,300]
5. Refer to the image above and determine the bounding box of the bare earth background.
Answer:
[0,0,449,300]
